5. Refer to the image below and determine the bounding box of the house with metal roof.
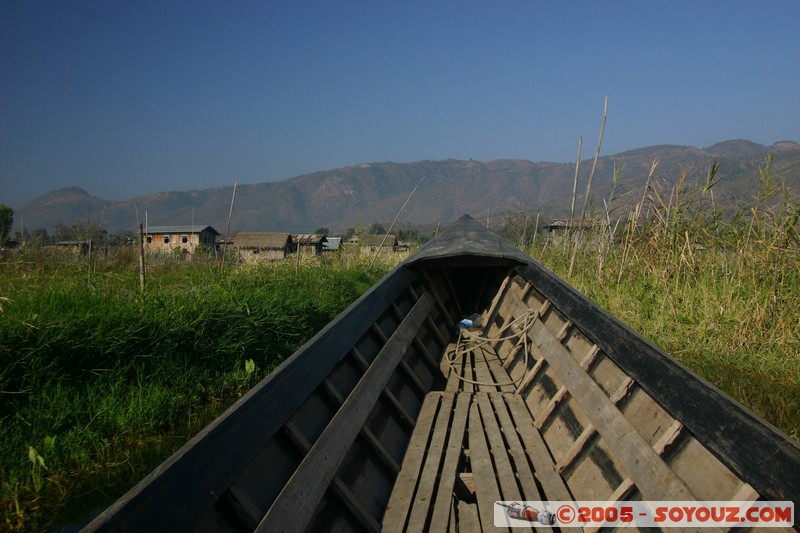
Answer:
[234,232,292,262]
[322,237,342,253]
[291,234,327,256]
[143,225,220,254]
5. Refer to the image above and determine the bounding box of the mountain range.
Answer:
[13,139,800,235]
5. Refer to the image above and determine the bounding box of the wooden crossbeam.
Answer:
[257,293,434,533]
[526,317,697,501]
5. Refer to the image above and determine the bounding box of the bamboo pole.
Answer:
[138,222,146,290]
[296,235,301,274]
[369,172,428,270]
[579,95,609,224]
[569,95,608,277]
[570,136,583,225]
[220,181,237,275]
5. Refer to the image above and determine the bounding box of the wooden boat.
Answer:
[85,215,799,532]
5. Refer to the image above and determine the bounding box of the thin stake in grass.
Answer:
[570,135,583,232]
[569,95,608,277]
[369,171,428,270]
[220,181,237,275]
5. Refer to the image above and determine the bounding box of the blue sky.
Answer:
[2,1,798,208]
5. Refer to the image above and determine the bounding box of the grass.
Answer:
[2,157,798,529]
[0,252,392,531]
[529,154,800,440]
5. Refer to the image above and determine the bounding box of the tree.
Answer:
[369,222,386,235]
[0,204,13,244]
[314,227,330,237]
[342,227,356,241]
[51,218,106,244]
[396,227,430,244]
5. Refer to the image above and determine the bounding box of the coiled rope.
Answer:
[445,309,538,389]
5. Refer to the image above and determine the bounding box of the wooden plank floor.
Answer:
[383,323,594,532]
[383,390,576,532]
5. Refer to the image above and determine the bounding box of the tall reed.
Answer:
[529,156,800,440]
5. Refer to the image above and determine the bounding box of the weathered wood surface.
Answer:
[528,314,696,500]
[258,293,434,532]
[85,214,800,532]
[384,390,591,532]
[516,262,800,503]
[84,267,418,532]
[404,214,532,267]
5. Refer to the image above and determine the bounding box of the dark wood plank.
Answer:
[417,275,457,333]
[353,346,417,430]
[359,427,401,475]
[516,262,800,502]
[329,479,382,533]
[223,484,261,531]
[256,292,435,533]
[405,214,532,267]
[399,358,429,396]
[428,393,471,532]
[284,421,381,533]
[533,385,570,430]
[412,335,441,373]
[514,355,546,394]
[525,317,696,501]
[555,426,597,475]
[382,393,443,530]
[483,274,513,335]
[380,387,417,432]
[407,283,452,355]
[84,267,419,533]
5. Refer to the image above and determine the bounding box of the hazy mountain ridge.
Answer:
[13,140,800,235]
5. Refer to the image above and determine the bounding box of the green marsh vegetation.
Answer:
[527,155,800,442]
[2,156,798,529]
[0,251,393,530]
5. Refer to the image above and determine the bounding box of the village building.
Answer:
[360,234,397,254]
[234,232,292,262]
[291,234,327,256]
[322,237,341,254]
[46,240,89,255]
[143,225,219,254]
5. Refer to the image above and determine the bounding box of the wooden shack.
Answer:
[360,234,397,254]
[45,240,89,255]
[291,234,327,256]
[234,232,292,262]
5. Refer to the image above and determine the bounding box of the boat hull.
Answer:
[84,216,799,532]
